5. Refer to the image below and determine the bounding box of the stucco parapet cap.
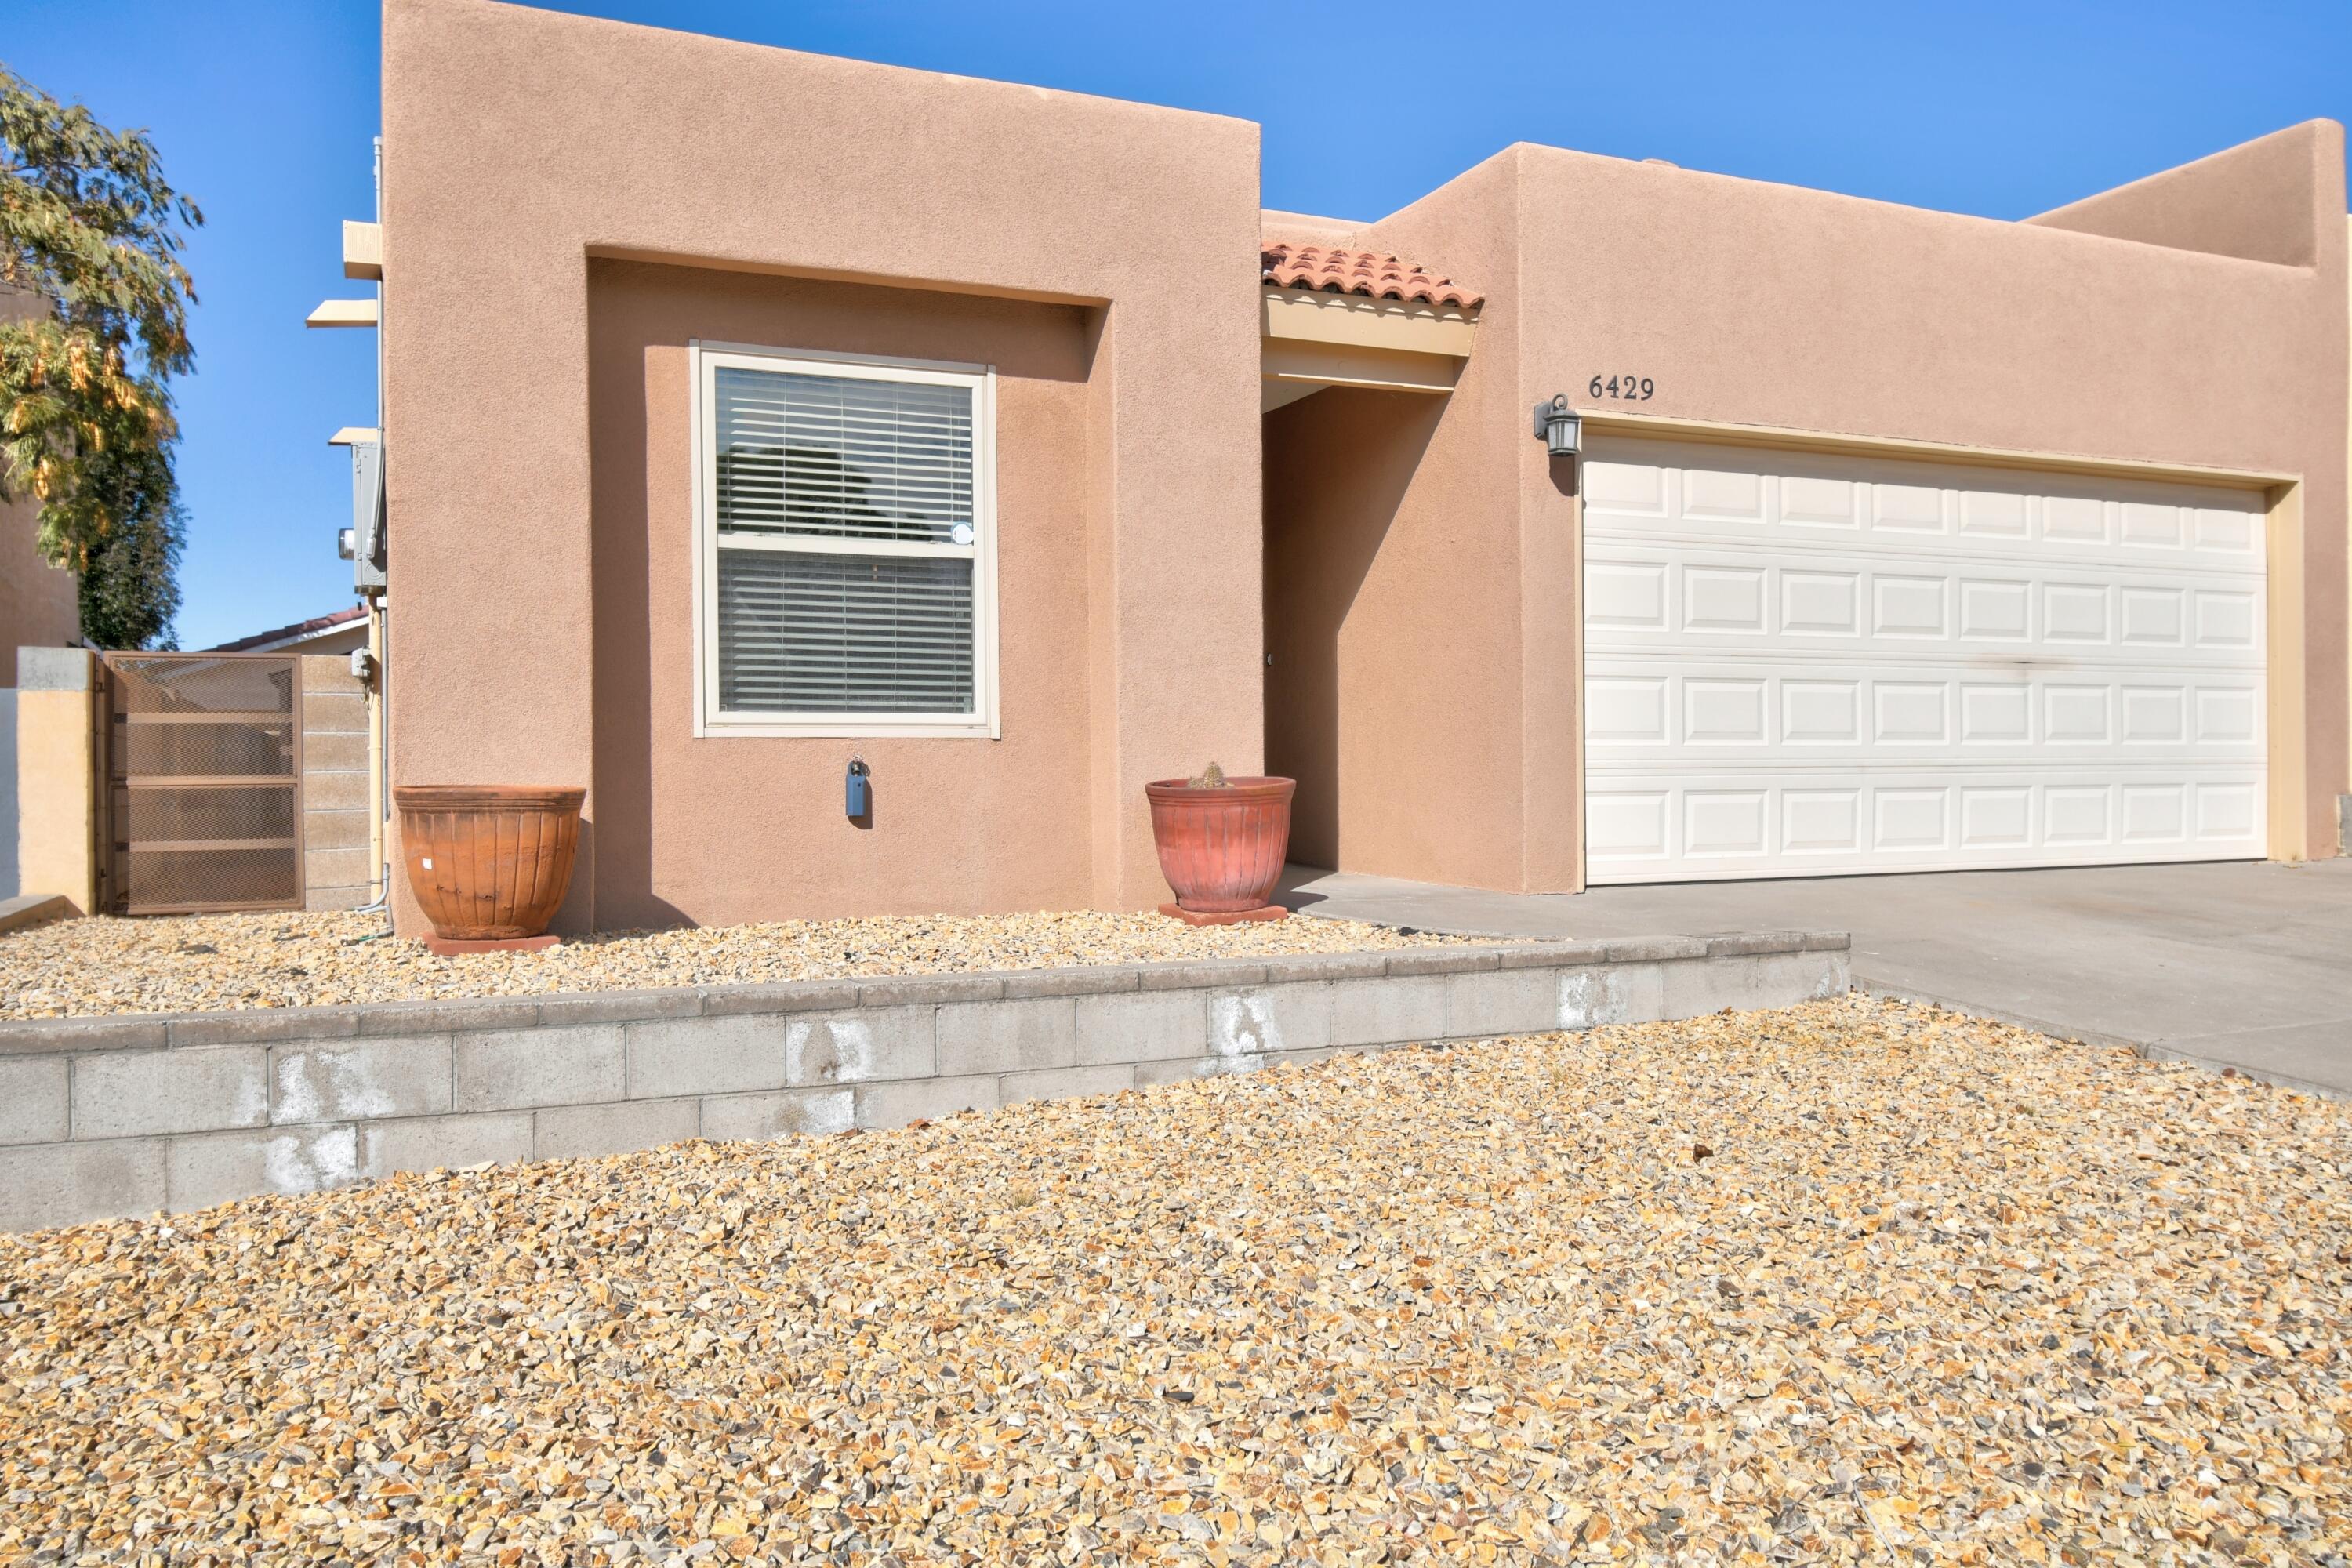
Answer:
[1380,947,1506,977]
[1800,931,1854,953]
[1252,950,1392,983]
[857,974,1006,1008]
[1000,966,1143,1000]
[1495,940,1613,971]
[697,979,864,1016]
[1134,957,1270,992]
[0,1016,170,1058]
[353,996,543,1037]
[533,989,703,1026]
[1606,935,1714,964]
[168,1008,365,1047]
[1704,932,1811,958]
[16,645,93,691]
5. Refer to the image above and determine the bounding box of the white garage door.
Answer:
[1581,437,2267,884]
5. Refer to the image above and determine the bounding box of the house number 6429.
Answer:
[1589,373,1654,401]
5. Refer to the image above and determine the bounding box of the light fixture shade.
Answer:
[1534,396,1581,457]
[1545,410,1582,458]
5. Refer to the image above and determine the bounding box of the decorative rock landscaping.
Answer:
[0,909,1494,1022]
[2,995,2344,1563]
[0,932,1848,1230]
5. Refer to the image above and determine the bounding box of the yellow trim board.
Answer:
[343,220,383,280]
[1261,286,1475,357]
[2266,481,2309,863]
[1580,409,2293,491]
[306,299,379,328]
[1263,339,1461,395]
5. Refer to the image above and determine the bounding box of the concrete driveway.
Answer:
[1283,859,2352,1097]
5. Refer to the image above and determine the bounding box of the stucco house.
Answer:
[371,0,2347,937]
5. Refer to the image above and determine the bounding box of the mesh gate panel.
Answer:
[105,654,304,914]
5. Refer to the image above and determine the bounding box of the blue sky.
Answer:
[9,0,2350,650]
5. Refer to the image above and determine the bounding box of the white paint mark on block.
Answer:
[1206,992,1276,1074]
[1558,969,1632,1031]
[786,1016,873,1084]
[264,1125,361,1194]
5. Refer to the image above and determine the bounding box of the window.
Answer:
[693,344,998,736]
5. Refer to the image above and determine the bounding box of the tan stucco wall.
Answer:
[387,1,2347,919]
[2024,122,2332,267]
[1262,156,1544,891]
[14,652,97,913]
[1340,124,2348,891]
[588,261,1097,925]
[381,0,1263,932]
[0,285,79,686]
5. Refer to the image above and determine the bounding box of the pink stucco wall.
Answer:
[390,1,2344,927]
[2026,122,2335,267]
[1298,124,2348,891]
[587,261,1098,926]
[1262,156,1541,891]
[381,0,1263,931]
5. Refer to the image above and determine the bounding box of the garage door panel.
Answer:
[1583,437,2266,884]
[1581,545,2263,666]
[1583,659,2264,769]
[1584,768,2267,880]
[1584,443,2266,577]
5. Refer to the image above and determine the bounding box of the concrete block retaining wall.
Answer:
[297,653,375,911]
[0,931,1849,1232]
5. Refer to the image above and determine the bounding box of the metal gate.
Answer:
[103,652,304,915]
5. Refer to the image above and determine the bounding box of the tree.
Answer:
[73,443,185,649]
[0,62,200,648]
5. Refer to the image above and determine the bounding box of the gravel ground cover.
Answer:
[4,995,2348,1565]
[0,909,1489,1021]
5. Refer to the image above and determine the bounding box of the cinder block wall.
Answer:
[298,655,374,909]
[0,934,1853,1230]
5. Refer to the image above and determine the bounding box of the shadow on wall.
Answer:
[1262,387,1446,869]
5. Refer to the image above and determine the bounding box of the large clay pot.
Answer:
[1145,775,1295,916]
[393,785,585,942]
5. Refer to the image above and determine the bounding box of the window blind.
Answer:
[717,550,976,714]
[704,356,987,724]
[714,366,974,543]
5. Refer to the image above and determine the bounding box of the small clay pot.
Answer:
[393,785,585,941]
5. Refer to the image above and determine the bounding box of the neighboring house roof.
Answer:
[1261,241,1482,310]
[208,604,368,653]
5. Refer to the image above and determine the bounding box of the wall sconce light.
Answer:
[845,757,872,820]
[1533,394,1581,458]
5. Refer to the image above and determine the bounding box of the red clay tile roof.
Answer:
[1261,241,1481,310]
[208,604,367,652]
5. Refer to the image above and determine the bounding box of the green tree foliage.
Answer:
[0,62,200,648]
[74,443,185,649]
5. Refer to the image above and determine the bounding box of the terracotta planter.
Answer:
[393,785,585,945]
[1145,775,1294,922]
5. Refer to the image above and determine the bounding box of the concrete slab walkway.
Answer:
[1281,859,2352,1097]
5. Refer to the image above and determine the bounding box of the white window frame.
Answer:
[690,340,1000,739]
